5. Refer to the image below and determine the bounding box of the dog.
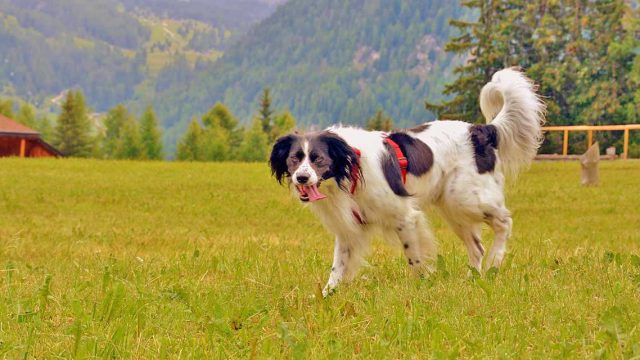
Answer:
[269,68,545,297]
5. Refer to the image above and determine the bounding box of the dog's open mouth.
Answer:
[296,183,326,202]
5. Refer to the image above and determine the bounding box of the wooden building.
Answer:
[0,114,61,157]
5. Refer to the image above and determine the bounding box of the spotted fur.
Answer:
[269,68,545,297]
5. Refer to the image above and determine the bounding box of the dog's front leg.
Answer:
[322,236,364,297]
[398,210,438,275]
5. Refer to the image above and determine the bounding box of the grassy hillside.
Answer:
[0,159,639,358]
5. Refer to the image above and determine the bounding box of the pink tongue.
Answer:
[303,184,326,202]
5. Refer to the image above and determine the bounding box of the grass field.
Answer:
[1,159,639,358]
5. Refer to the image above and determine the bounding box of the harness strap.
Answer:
[351,209,366,225]
[350,147,361,194]
[349,147,365,225]
[348,139,408,226]
[384,137,408,184]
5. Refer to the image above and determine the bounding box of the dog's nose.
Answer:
[296,175,309,184]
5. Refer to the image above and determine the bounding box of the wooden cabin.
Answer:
[0,114,61,157]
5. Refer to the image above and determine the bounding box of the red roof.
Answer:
[0,114,39,135]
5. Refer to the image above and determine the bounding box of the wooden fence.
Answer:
[541,124,640,160]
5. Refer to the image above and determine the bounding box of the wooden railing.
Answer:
[542,124,640,159]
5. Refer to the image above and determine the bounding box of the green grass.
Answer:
[1,159,639,358]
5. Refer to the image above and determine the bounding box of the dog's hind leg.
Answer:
[484,207,512,270]
[449,222,485,273]
[322,234,368,297]
[397,210,438,275]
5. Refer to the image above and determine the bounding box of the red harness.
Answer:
[349,137,408,225]
[384,137,408,183]
[349,148,362,194]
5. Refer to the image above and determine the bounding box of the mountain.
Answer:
[0,0,282,111]
[120,0,288,35]
[0,0,469,155]
[153,0,469,149]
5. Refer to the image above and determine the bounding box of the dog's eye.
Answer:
[309,152,324,163]
[290,151,304,163]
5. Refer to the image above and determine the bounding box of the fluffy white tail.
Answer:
[479,68,546,177]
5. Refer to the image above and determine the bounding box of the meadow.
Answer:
[0,159,639,358]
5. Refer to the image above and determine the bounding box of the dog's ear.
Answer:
[269,134,297,184]
[317,131,360,191]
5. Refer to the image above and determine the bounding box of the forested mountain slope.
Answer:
[0,0,281,111]
[121,0,287,34]
[154,0,468,142]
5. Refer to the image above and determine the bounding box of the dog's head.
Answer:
[269,131,360,202]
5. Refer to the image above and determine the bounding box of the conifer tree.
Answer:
[201,103,236,160]
[366,109,394,131]
[37,115,53,142]
[211,102,243,152]
[0,99,14,118]
[202,123,231,161]
[115,118,143,160]
[53,91,93,157]
[176,118,204,161]
[577,1,637,125]
[258,87,274,137]
[271,110,296,141]
[203,102,239,133]
[103,104,130,159]
[239,118,269,162]
[139,105,164,160]
[426,0,506,123]
[626,7,640,122]
[16,103,37,128]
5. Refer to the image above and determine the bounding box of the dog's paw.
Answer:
[322,284,337,298]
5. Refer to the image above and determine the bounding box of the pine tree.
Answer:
[577,1,637,125]
[202,124,231,161]
[271,110,297,141]
[426,0,506,123]
[627,6,640,123]
[115,118,143,160]
[258,87,274,137]
[176,118,204,161]
[366,109,394,131]
[201,103,236,161]
[16,103,37,128]
[525,0,582,125]
[0,99,14,118]
[212,103,243,152]
[139,105,164,160]
[103,104,130,159]
[53,91,93,157]
[203,102,239,132]
[36,115,53,142]
[239,118,269,162]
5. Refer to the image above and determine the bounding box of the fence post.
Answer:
[588,129,593,147]
[563,129,569,156]
[623,128,629,160]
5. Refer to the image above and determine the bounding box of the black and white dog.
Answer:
[269,68,545,296]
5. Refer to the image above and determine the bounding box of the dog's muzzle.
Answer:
[296,182,326,202]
